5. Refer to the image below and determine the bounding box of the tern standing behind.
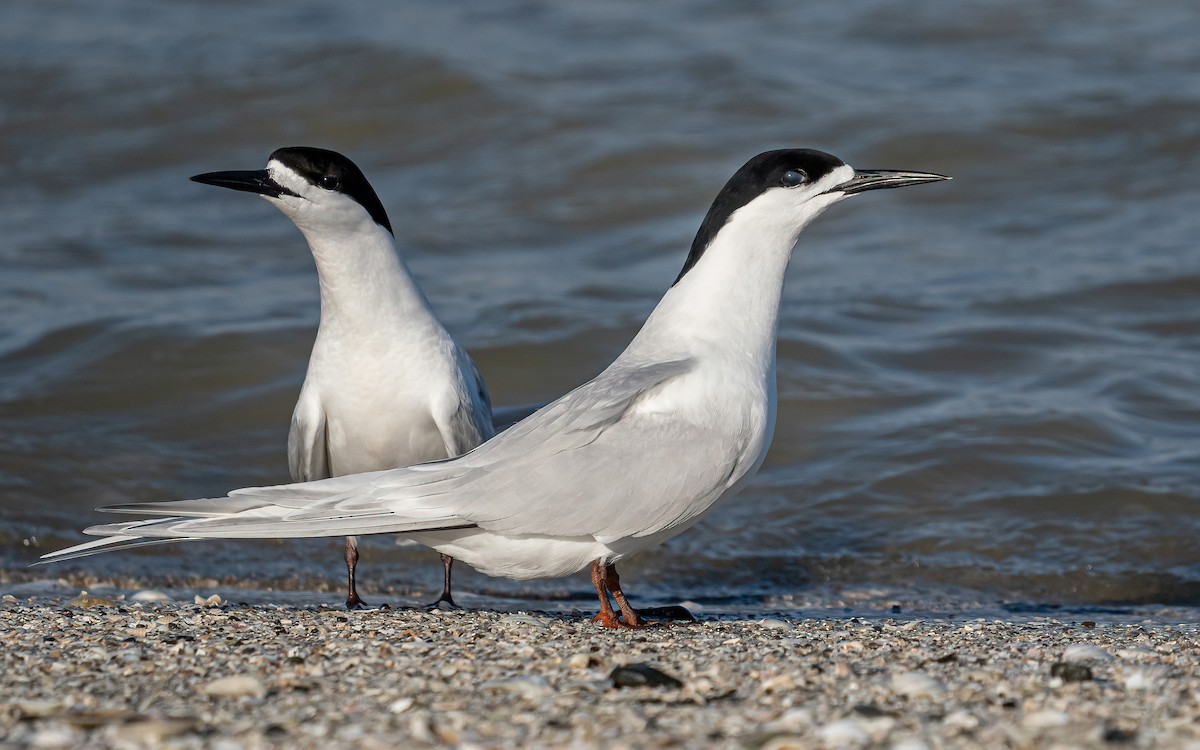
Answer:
[46,148,947,626]
[191,147,495,609]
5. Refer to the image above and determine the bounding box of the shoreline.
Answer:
[3,584,1200,748]
[5,569,1200,623]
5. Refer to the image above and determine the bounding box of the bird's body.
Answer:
[288,217,491,479]
[46,148,947,626]
[191,147,494,608]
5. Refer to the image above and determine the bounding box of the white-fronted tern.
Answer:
[190,147,495,609]
[44,148,947,626]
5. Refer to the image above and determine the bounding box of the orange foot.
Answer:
[592,611,622,628]
[619,618,664,630]
[592,612,664,629]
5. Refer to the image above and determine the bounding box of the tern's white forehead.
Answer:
[262,146,394,234]
[266,159,311,198]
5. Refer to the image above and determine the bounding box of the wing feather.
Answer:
[37,535,202,564]
[287,381,329,482]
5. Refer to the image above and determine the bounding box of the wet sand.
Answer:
[3,582,1199,749]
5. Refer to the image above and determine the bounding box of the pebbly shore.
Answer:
[2,587,1200,749]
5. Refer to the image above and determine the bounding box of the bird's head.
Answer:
[191,146,393,237]
[675,149,949,283]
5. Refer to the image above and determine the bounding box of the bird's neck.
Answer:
[627,200,821,375]
[298,222,442,337]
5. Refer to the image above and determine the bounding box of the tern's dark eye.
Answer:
[318,174,340,190]
[781,169,808,187]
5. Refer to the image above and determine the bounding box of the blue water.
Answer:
[3,0,1200,612]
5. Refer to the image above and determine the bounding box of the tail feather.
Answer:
[147,513,472,539]
[36,535,201,565]
[38,469,475,563]
[99,496,269,517]
[84,518,194,538]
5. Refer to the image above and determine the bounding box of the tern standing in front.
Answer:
[47,148,947,627]
[192,147,494,609]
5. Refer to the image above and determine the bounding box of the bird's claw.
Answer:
[592,612,657,629]
[425,595,461,611]
[592,612,623,629]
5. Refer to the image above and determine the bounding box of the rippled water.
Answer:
[3,0,1200,611]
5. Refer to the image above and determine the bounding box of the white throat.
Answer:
[270,210,442,350]
[626,182,846,370]
[309,221,437,325]
[258,161,442,335]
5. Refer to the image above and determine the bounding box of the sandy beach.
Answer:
[3,580,1199,749]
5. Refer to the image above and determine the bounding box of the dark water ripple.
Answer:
[2,0,1200,611]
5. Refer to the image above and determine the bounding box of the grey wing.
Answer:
[468,413,741,542]
[491,402,544,432]
[468,354,494,426]
[372,357,745,541]
[268,360,701,527]
[287,382,330,482]
[434,350,496,458]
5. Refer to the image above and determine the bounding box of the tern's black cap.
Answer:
[270,147,393,235]
[674,149,846,285]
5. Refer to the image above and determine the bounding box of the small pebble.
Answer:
[112,717,197,743]
[760,673,796,692]
[610,663,683,689]
[130,590,171,603]
[637,605,695,621]
[1119,664,1170,691]
[1049,662,1093,682]
[68,591,116,609]
[891,671,944,697]
[1021,710,1071,729]
[200,675,267,699]
[481,675,552,699]
[773,708,814,732]
[28,727,81,749]
[14,700,62,718]
[815,719,869,746]
[499,614,548,628]
[388,698,414,714]
[758,735,807,750]
[1061,644,1113,664]
[942,710,979,731]
[568,653,600,670]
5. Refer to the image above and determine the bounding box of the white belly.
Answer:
[405,519,704,581]
[405,529,608,579]
[326,405,447,475]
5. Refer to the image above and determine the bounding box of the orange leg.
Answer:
[590,560,621,628]
[605,563,643,627]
